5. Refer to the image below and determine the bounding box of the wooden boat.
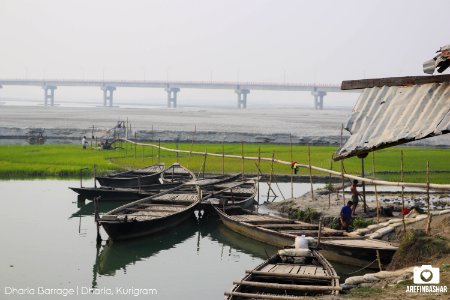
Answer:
[69,182,181,202]
[160,163,196,183]
[214,206,398,268]
[96,163,165,188]
[225,250,340,299]
[71,164,195,201]
[201,179,257,210]
[99,184,200,240]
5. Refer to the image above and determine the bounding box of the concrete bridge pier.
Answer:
[235,88,250,109]
[102,86,116,107]
[43,85,57,106]
[312,90,327,110]
[166,87,180,108]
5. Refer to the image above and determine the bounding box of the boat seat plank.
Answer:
[259,264,277,273]
[272,264,294,274]
[290,265,301,274]
[303,266,318,276]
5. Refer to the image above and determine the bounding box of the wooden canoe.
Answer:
[225,250,340,299]
[96,163,165,188]
[214,206,398,268]
[69,182,181,201]
[99,184,200,241]
[201,179,257,210]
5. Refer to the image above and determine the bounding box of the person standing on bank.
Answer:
[82,136,88,150]
[350,179,359,216]
[340,201,353,231]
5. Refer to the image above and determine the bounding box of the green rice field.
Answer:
[0,142,448,183]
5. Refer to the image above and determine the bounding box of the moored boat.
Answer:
[214,206,398,268]
[225,249,340,299]
[96,163,165,188]
[201,178,257,210]
[99,184,200,240]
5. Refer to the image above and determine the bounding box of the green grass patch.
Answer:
[352,216,375,229]
[0,142,449,182]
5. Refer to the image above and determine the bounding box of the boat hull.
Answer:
[96,172,161,188]
[101,204,198,241]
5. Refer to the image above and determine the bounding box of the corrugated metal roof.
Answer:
[334,82,450,160]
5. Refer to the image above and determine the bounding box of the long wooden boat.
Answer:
[160,163,196,183]
[69,182,181,202]
[99,184,200,241]
[71,164,195,201]
[96,163,165,188]
[225,250,340,299]
[201,179,257,210]
[214,206,398,268]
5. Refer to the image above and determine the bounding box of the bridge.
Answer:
[0,79,353,109]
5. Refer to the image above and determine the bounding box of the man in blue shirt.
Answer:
[340,201,353,232]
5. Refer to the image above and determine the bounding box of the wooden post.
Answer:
[372,152,380,224]
[142,145,144,160]
[241,141,244,180]
[317,217,322,247]
[426,161,432,235]
[176,141,179,163]
[187,125,196,168]
[222,141,225,175]
[91,125,94,149]
[151,125,154,163]
[202,148,207,178]
[94,196,102,246]
[93,164,97,189]
[267,152,275,201]
[340,124,345,205]
[329,155,333,209]
[134,132,137,159]
[401,150,406,232]
[308,145,314,201]
[198,149,207,179]
[361,156,367,213]
[376,250,383,271]
[257,147,261,204]
[158,139,161,164]
[80,168,83,188]
[290,133,294,199]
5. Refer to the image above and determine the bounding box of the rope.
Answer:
[345,259,378,275]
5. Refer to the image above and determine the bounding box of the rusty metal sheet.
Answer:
[334,82,450,160]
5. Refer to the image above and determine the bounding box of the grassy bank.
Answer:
[0,143,449,183]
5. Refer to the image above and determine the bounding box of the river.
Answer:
[0,180,363,299]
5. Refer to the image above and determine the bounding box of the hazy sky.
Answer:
[0,0,448,107]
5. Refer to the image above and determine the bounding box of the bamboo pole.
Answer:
[142,144,144,160]
[176,141,179,163]
[340,160,345,205]
[151,125,154,163]
[158,139,161,164]
[426,161,432,235]
[118,139,450,190]
[372,152,380,224]
[222,141,225,175]
[376,250,383,271]
[94,196,102,246]
[257,147,261,204]
[241,141,245,180]
[317,217,322,247]
[267,152,275,201]
[308,145,314,201]
[290,133,293,199]
[134,132,137,159]
[329,155,333,209]
[401,150,406,232]
[187,125,196,168]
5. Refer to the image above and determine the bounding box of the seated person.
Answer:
[340,201,353,231]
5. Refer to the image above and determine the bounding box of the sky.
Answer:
[0,0,448,107]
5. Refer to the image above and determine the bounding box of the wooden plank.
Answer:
[271,264,294,274]
[259,264,276,273]
[303,266,317,276]
[341,74,450,90]
[290,265,301,274]
[232,281,341,292]
[245,270,339,280]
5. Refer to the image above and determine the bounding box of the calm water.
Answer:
[0,180,358,299]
